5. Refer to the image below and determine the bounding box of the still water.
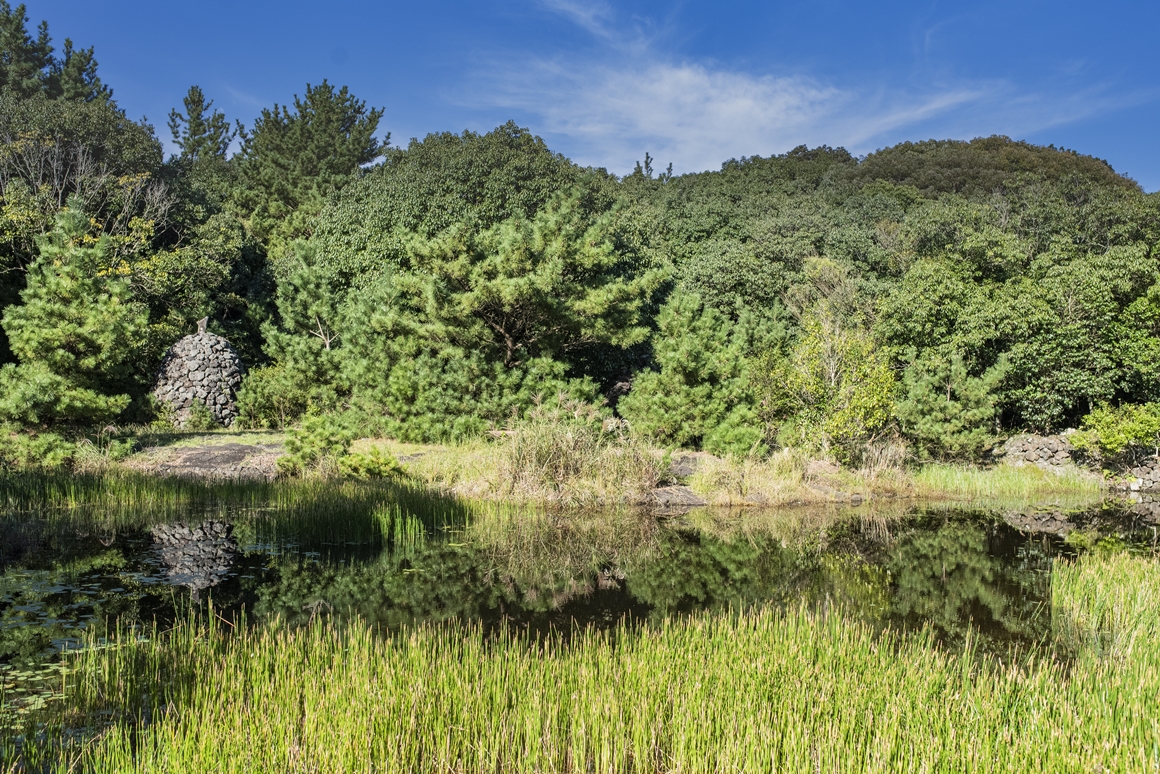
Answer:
[2,492,1158,668]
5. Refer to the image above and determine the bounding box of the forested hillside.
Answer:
[3,2,1158,468]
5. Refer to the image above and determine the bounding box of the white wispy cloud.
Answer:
[462,1,1151,175]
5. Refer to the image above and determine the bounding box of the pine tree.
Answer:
[895,353,1007,461]
[0,202,148,425]
[0,2,109,101]
[618,292,764,456]
[168,85,236,160]
[0,2,51,97]
[234,80,385,257]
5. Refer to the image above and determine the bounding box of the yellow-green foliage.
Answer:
[338,446,402,479]
[762,305,895,461]
[1069,402,1160,461]
[12,558,1160,774]
[502,400,663,504]
[1053,550,1160,661]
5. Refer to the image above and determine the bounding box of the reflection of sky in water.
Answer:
[1,501,1157,667]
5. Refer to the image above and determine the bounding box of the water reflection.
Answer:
[2,496,1157,667]
[151,521,238,602]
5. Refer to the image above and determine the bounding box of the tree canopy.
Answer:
[3,1,1159,463]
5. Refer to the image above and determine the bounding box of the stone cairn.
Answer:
[152,318,245,427]
[151,521,238,603]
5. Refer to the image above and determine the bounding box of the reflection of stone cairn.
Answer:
[151,521,238,602]
[152,318,245,427]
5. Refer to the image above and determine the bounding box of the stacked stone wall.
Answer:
[152,322,244,427]
[997,434,1075,469]
[1116,459,1160,493]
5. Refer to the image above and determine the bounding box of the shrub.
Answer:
[235,364,311,429]
[1070,403,1160,464]
[0,424,76,470]
[277,413,357,476]
[503,398,663,502]
[184,401,220,431]
[339,447,402,480]
[0,204,148,427]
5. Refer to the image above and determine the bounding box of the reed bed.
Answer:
[0,471,477,544]
[378,436,1104,507]
[911,462,1103,501]
[5,551,1158,773]
[1053,550,1160,661]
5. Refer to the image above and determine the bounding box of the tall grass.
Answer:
[500,401,663,506]
[0,470,476,556]
[912,462,1103,500]
[1053,550,1160,661]
[7,549,1160,773]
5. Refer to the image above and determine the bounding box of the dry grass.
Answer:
[118,426,1107,508]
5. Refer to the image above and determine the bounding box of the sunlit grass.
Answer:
[1053,550,1160,661]
[912,462,1103,500]
[6,548,1159,773]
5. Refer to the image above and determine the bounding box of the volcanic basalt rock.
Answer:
[152,318,245,427]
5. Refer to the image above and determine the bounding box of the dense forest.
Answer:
[2,1,1159,468]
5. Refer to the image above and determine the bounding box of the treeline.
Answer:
[2,2,1159,466]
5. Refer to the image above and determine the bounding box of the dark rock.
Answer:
[651,485,708,508]
[153,329,246,428]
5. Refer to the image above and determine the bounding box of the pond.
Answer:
[2,480,1158,672]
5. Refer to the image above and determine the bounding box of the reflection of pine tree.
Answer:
[886,520,1042,649]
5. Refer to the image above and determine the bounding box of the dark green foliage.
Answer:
[2,6,1157,456]
[307,122,591,288]
[234,81,384,259]
[183,401,219,432]
[851,136,1138,197]
[260,248,345,413]
[168,86,236,161]
[618,292,763,456]
[277,413,357,476]
[896,353,1007,461]
[399,190,664,367]
[0,422,74,469]
[0,93,166,263]
[235,364,310,430]
[0,206,148,425]
[0,2,109,102]
[252,191,660,441]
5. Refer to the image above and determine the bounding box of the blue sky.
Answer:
[29,0,1160,189]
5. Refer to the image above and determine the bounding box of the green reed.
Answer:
[912,462,1103,500]
[1053,549,1160,661]
[6,551,1159,773]
[0,471,479,551]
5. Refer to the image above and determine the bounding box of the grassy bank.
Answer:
[366,437,1103,507]
[6,552,1158,772]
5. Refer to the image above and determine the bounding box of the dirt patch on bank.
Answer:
[126,442,283,481]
